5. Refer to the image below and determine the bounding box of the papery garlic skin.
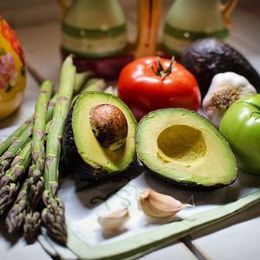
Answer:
[139,189,186,219]
[98,208,130,232]
[202,72,257,127]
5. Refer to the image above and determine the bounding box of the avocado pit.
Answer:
[90,104,128,151]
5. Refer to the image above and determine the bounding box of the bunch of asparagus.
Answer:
[0,56,106,245]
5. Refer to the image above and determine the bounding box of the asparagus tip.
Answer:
[24,211,41,243]
[27,170,44,207]
[5,188,27,233]
[0,182,20,215]
[42,191,67,245]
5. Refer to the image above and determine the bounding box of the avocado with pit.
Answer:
[181,38,260,97]
[136,109,237,189]
[62,91,137,181]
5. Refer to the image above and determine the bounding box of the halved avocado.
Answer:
[62,91,137,181]
[136,109,237,189]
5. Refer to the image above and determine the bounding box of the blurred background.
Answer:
[1,0,259,71]
[1,0,259,67]
[0,0,259,128]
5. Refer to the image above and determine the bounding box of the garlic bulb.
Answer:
[98,208,130,232]
[202,72,257,127]
[139,189,187,219]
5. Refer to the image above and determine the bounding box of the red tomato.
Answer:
[118,57,201,120]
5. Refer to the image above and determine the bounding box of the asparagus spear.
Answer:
[27,80,53,206]
[5,179,29,233]
[2,87,53,229]
[71,78,106,106]
[0,141,31,215]
[0,92,57,176]
[1,70,89,239]
[41,56,76,245]
[74,71,93,94]
[0,98,57,181]
[0,118,32,157]
[0,125,32,175]
[81,78,106,92]
[22,81,53,242]
[5,75,87,238]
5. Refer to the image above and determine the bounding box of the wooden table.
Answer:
[0,1,259,259]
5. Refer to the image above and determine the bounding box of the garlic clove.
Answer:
[98,208,130,232]
[139,189,187,219]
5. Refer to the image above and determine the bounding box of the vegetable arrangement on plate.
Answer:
[0,37,260,249]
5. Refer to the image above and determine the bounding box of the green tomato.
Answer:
[220,94,260,175]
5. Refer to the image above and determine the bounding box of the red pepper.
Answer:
[118,57,201,120]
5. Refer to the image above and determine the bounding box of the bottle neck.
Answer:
[72,0,119,11]
[65,0,125,28]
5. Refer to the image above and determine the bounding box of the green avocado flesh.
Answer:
[63,91,137,180]
[136,109,238,188]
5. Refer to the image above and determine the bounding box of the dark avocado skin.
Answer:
[62,108,107,181]
[142,165,235,191]
[62,106,136,181]
[181,38,260,97]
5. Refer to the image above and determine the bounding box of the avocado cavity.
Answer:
[157,125,206,163]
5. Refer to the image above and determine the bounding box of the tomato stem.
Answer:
[153,57,175,78]
[156,57,164,74]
